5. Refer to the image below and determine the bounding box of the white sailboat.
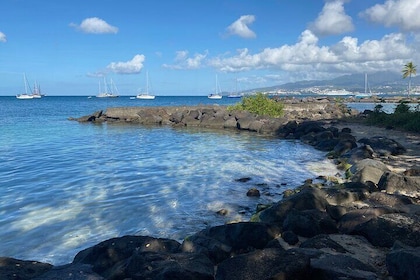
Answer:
[208,74,222,99]
[356,73,372,98]
[228,78,243,98]
[32,81,43,98]
[96,78,119,98]
[16,73,34,99]
[136,71,155,100]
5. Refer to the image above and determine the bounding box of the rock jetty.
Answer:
[2,98,419,279]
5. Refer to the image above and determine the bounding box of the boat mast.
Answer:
[23,73,29,94]
[364,73,367,95]
[146,71,149,94]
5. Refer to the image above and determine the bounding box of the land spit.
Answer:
[2,97,419,280]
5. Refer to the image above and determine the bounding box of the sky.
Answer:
[1,0,420,96]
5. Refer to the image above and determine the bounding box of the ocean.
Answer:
[0,96,341,265]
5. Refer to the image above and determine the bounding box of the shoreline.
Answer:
[3,100,420,279]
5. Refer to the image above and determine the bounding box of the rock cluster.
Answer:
[3,102,419,279]
[68,99,356,134]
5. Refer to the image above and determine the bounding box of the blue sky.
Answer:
[1,0,419,96]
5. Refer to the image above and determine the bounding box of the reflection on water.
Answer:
[0,96,341,265]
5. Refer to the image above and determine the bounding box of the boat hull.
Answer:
[208,94,222,99]
[136,95,155,100]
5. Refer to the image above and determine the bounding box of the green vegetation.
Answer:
[366,100,420,133]
[402,61,417,97]
[228,93,285,117]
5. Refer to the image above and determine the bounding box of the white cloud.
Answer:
[163,50,208,70]
[309,0,354,36]
[207,29,416,76]
[226,15,256,39]
[0,31,6,43]
[106,54,145,74]
[361,0,420,32]
[70,17,118,34]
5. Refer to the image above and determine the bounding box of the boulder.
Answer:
[0,257,53,280]
[215,248,311,280]
[353,213,420,248]
[282,209,337,237]
[358,136,407,156]
[181,222,280,264]
[310,254,378,279]
[33,263,103,280]
[333,139,358,156]
[386,245,420,280]
[350,159,390,185]
[282,230,299,245]
[343,144,374,163]
[73,235,181,278]
[378,172,420,196]
[338,207,396,234]
[223,117,237,129]
[124,251,214,280]
[258,186,329,225]
[293,121,326,139]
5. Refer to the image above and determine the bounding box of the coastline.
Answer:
[3,98,419,279]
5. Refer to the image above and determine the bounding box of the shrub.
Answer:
[228,93,284,117]
[366,100,420,133]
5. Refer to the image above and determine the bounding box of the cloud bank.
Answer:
[70,17,118,34]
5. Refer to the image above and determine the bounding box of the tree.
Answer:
[402,61,417,97]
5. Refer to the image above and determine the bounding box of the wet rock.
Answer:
[246,188,260,197]
[73,235,181,278]
[33,263,103,280]
[181,222,280,264]
[258,186,329,225]
[235,177,251,183]
[0,257,53,280]
[216,209,228,216]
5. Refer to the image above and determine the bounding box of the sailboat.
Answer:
[208,74,222,99]
[32,81,43,98]
[356,73,372,98]
[96,78,119,98]
[136,71,155,99]
[16,73,34,99]
[228,78,243,98]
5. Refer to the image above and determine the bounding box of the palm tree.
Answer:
[402,61,417,97]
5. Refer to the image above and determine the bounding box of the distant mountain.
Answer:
[250,71,420,94]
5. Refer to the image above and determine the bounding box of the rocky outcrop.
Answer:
[69,100,355,135]
[3,102,419,279]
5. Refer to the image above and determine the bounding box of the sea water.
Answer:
[0,96,341,265]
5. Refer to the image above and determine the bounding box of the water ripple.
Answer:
[0,100,340,265]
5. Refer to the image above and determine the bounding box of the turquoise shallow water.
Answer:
[0,96,340,265]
